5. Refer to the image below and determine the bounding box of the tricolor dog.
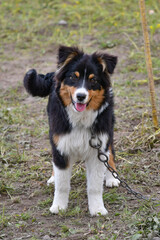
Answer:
[23,46,120,216]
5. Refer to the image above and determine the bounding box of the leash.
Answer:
[89,126,160,202]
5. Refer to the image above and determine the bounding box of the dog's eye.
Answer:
[70,72,79,81]
[90,77,97,84]
[69,75,75,80]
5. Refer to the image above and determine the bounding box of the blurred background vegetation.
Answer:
[0,0,160,77]
[0,0,160,50]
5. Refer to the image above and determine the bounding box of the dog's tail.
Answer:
[23,69,55,97]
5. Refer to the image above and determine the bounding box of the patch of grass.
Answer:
[60,224,81,238]
[0,1,160,73]
[38,198,52,208]
[121,51,147,74]
[29,237,41,240]
[0,180,14,195]
[0,205,11,230]
[103,189,125,204]
[118,200,160,239]
[15,212,32,221]
[87,218,120,240]
[126,210,160,239]
[124,119,159,150]
[134,214,160,239]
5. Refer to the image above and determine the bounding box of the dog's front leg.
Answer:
[50,163,72,214]
[86,153,108,216]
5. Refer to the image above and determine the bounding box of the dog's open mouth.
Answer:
[74,103,87,112]
[70,93,92,112]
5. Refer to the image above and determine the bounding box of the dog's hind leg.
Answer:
[47,162,55,186]
[105,145,120,187]
[47,170,55,186]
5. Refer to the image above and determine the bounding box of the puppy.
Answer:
[24,46,120,216]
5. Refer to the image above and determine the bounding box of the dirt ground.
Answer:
[0,41,160,240]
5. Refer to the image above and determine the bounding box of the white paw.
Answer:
[89,206,108,216]
[50,203,67,214]
[47,176,55,186]
[105,178,120,188]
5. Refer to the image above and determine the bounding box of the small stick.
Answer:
[139,0,159,129]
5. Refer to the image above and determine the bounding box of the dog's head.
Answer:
[55,46,117,112]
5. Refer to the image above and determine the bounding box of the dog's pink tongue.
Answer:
[75,103,87,112]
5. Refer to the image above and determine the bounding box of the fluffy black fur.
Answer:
[23,46,117,169]
[24,69,55,97]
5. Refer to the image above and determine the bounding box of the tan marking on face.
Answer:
[108,145,117,171]
[53,135,59,146]
[89,74,95,79]
[87,88,105,110]
[75,71,80,78]
[59,83,76,106]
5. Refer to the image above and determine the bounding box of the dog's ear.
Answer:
[92,52,118,74]
[58,45,83,67]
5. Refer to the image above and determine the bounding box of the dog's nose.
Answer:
[77,93,86,102]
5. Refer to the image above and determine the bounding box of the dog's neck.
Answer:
[66,104,98,128]
[66,99,110,129]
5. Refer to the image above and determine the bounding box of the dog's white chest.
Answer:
[56,105,108,159]
[57,127,91,157]
[57,128,109,160]
[56,105,97,157]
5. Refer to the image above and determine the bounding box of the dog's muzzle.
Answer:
[72,88,89,112]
